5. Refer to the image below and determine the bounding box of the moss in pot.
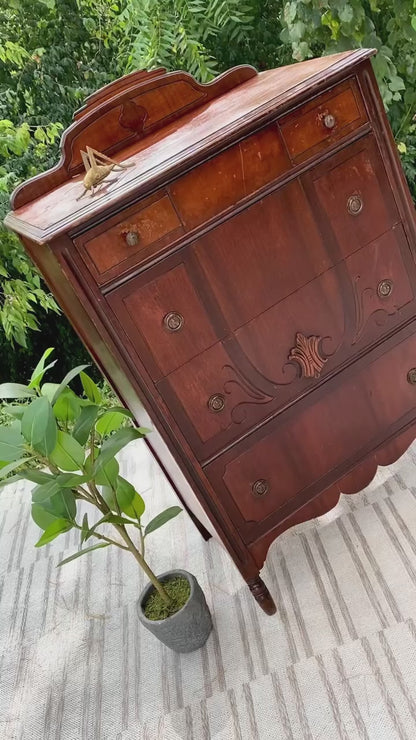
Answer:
[0,348,212,653]
[138,570,213,653]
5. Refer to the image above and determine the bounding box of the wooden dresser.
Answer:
[6,49,416,615]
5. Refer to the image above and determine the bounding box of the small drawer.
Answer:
[75,191,184,284]
[280,79,367,162]
[106,260,219,380]
[205,328,416,536]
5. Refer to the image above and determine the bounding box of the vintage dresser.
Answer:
[6,49,416,615]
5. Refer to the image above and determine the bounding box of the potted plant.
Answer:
[0,349,212,653]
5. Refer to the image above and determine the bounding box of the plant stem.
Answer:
[113,523,171,603]
[74,523,129,550]
[88,481,171,603]
[139,527,145,557]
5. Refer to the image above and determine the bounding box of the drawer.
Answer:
[169,125,290,230]
[75,191,184,284]
[157,340,277,459]
[158,226,414,460]
[205,328,416,535]
[237,226,415,379]
[310,135,400,259]
[280,79,367,162]
[192,179,333,329]
[106,260,219,380]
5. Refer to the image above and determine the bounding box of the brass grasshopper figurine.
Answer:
[77,146,134,199]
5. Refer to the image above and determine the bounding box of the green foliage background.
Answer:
[1,0,415,381]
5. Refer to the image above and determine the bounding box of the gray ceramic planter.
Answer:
[137,569,213,653]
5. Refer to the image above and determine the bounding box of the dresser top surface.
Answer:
[5,48,375,244]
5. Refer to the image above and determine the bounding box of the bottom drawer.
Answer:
[205,329,416,535]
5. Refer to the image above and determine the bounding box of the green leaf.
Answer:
[144,506,182,536]
[23,469,54,484]
[32,489,76,528]
[28,347,55,388]
[100,484,118,511]
[57,472,89,487]
[21,396,57,456]
[2,405,26,420]
[32,478,63,503]
[44,488,76,520]
[0,427,25,461]
[80,371,102,404]
[81,513,89,544]
[35,518,73,547]
[0,458,27,479]
[53,388,82,423]
[96,410,128,437]
[95,457,119,487]
[52,364,89,404]
[116,476,145,519]
[389,75,405,93]
[0,383,36,399]
[57,543,110,567]
[93,427,147,475]
[40,383,60,402]
[108,406,134,418]
[412,15,416,33]
[73,404,99,445]
[49,431,85,471]
[31,503,58,530]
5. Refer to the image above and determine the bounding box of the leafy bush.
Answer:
[2,0,416,370]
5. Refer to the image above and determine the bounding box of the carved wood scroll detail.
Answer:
[222,363,274,424]
[288,332,327,378]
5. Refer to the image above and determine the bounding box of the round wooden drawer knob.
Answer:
[323,113,336,129]
[407,369,416,385]
[377,279,393,298]
[347,194,363,215]
[125,230,140,246]
[252,479,269,497]
[207,394,225,413]
[163,311,184,332]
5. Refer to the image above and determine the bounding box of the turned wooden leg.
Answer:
[247,576,277,615]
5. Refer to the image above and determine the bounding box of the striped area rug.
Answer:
[2,440,416,738]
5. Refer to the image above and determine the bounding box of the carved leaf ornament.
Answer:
[288,332,327,378]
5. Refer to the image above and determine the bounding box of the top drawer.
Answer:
[74,191,184,284]
[280,79,367,163]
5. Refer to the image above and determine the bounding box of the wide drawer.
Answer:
[280,79,367,163]
[204,328,416,537]
[106,258,220,380]
[158,226,414,460]
[75,191,184,284]
[192,178,332,329]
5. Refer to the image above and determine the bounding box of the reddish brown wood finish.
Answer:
[78,191,182,280]
[169,125,290,229]
[280,79,367,162]
[5,49,416,617]
[204,327,416,538]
